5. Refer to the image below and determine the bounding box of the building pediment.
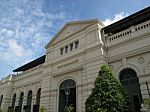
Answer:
[45,19,101,48]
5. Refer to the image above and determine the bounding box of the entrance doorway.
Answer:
[59,79,76,112]
[119,68,142,112]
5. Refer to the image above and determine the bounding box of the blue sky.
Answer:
[0,0,150,79]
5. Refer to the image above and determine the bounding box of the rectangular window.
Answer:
[65,46,68,53]
[60,48,63,55]
[70,43,73,51]
[75,40,79,49]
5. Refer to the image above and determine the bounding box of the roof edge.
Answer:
[103,6,150,34]
[13,55,46,72]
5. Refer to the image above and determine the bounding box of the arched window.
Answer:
[120,68,139,85]
[0,95,3,107]
[119,68,142,112]
[33,88,41,112]
[36,88,41,106]
[27,90,32,112]
[59,79,76,112]
[12,94,16,111]
[19,92,24,112]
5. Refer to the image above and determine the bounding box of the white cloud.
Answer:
[32,9,45,17]
[44,21,53,28]
[103,12,128,26]
[47,12,66,20]
[1,28,7,33]
[15,8,24,17]
[7,39,24,57]
[0,28,14,37]
[0,0,71,77]
[6,30,14,37]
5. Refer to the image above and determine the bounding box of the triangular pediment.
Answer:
[45,19,101,48]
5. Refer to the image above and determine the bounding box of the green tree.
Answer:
[85,65,131,112]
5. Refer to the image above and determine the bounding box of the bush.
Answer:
[64,104,74,112]
[40,106,46,112]
[144,98,150,107]
[0,108,2,112]
[85,65,131,112]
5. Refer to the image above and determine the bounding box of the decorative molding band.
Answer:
[138,73,150,78]
[13,81,41,89]
[14,70,43,81]
[52,66,84,77]
[108,45,150,62]
[140,80,150,84]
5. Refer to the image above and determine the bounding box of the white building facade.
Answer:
[0,7,150,112]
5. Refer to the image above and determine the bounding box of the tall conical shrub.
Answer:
[85,65,131,112]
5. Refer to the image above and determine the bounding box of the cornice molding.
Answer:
[108,45,150,62]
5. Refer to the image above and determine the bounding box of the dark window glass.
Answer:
[27,90,32,112]
[12,94,16,111]
[0,95,3,107]
[36,88,41,106]
[119,68,142,112]
[75,41,79,49]
[60,48,63,55]
[19,92,24,111]
[59,79,76,112]
[65,46,68,53]
[70,43,73,51]
[120,68,138,85]
[60,79,76,90]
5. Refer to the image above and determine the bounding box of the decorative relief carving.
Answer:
[137,57,144,64]
[57,59,79,69]
[137,57,145,73]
